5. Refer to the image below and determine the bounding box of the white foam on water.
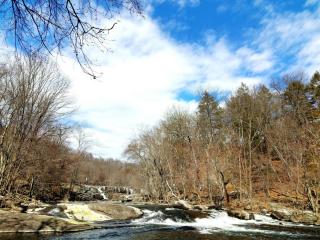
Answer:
[97,186,108,200]
[48,208,61,215]
[165,208,176,211]
[132,209,316,237]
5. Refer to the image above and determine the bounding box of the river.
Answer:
[1,205,320,240]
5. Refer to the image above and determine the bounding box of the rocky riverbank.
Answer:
[0,201,143,233]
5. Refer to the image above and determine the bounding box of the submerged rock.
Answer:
[227,209,255,220]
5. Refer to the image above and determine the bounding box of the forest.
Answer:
[0,56,139,202]
[125,72,320,214]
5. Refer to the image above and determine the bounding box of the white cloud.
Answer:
[58,12,272,159]
[153,0,200,8]
[305,0,319,7]
[256,3,320,75]
[297,34,320,74]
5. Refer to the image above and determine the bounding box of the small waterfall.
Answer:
[97,186,108,200]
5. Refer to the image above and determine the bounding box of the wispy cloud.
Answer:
[255,2,320,74]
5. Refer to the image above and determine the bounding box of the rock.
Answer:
[121,195,133,203]
[290,211,318,225]
[61,203,111,222]
[70,186,105,201]
[227,209,254,220]
[208,204,222,210]
[173,200,193,210]
[269,202,319,225]
[38,206,69,219]
[88,202,143,220]
[0,197,26,213]
[0,209,94,233]
[194,205,208,211]
[270,209,292,221]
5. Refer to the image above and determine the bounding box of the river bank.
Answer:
[0,201,143,233]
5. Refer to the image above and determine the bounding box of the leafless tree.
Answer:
[0,55,71,195]
[0,0,142,78]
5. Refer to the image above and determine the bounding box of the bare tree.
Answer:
[0,55,71,195]
[0,0,142,78]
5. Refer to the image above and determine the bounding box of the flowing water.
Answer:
[1,205,320,240]
[97,186,108,200]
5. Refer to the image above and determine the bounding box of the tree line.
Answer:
[0,56,139,202]
[125,72,320,213]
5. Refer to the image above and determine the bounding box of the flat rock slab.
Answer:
[0,210,94,233]
[60,203,111,222]
[89,203,143,220]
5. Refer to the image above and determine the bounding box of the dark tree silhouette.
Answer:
[0,0,142,78]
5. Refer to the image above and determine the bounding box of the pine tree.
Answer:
[197,91,223,146]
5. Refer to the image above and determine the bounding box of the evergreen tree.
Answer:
[307,71,320,119]
[197,91,222,146]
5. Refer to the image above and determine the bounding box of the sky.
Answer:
[51,0,320,159]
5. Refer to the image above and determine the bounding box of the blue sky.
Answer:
[4,0,318,159]
[154,0,320,99]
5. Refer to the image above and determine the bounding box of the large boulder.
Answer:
[269,202,319,225]
[227,209,254,220]
[290,211,318,225]
[0,195,28,213]
[194,205,208,211]
[60,203,111,222]
[89,202,143,220]
[173,200,193,210]
[70,186,104,201]
[269,203,293,221]
[270,209,292,221]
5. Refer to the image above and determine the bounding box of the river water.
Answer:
[2,205,320,240]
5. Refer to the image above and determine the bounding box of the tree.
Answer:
[0,55,71,195]
[0,0,142,77]
[307,71,320,119]
[196,91,225,203]
[282,74,313,124]
[197,91,223,146]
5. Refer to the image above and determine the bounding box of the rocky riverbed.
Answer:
[0,201,143,233]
